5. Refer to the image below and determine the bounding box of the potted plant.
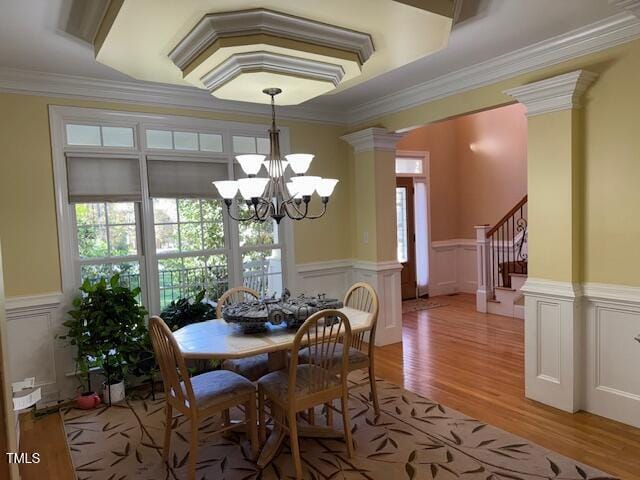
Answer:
[160,289,217,374]
[60,274,148,405]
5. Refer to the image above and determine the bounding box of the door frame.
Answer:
[396,150,432,297]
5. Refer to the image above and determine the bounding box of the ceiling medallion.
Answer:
[213,88,338,223]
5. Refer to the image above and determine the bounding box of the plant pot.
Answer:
[102,380,126,404]
[76,391,101,410]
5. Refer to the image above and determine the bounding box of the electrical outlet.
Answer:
[363,231,369,244]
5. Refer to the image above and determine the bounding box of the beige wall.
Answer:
[397,103,527,241]
[0,93,351,297]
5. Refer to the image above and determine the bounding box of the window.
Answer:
[395,156,423,175]
[66,124,134,148]
[153,198,228,308]
[56,107,292,315]
[146,129,223,152]
[396,188,408,263]
[74,202,142,292]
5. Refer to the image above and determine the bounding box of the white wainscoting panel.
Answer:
[4,292,78,403]
[584,283,640,428]
[352,261,403,346]
[295,259,353,299]
[430,239,477,296]
[521,278,582,413]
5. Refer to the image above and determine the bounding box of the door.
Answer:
[396,178,416,300]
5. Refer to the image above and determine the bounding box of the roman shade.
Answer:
[147,159,228,198]
[66,155,142,202]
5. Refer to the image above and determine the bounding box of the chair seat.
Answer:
[298,344,370,372]
[222,353,270,382]
[258,364,341,400]
[176,369,254,410]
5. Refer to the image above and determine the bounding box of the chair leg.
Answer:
[325,401,333,427]
[188,418,199,480]
[258,386,266,443]
[287,411,303,480]
[246,396,259,459]
[341,394,354,458]
[163,404,173,462]
[307,407,315,425]
[222,408,231,426]
[369,364,380,416]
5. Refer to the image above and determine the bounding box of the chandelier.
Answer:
[213,88,338,223]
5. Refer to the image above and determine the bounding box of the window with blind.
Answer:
[59,111,289,314]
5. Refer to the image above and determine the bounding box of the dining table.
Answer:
[173,305,374,468]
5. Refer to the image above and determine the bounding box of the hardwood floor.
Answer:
[376,293,640,479]
[18,293,640,479]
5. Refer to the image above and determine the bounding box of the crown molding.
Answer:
[340,127,404,153]
[610,0,640,18]
[503,69,598,116]
[346,12,640,125]
[169,8,374,71]
[0,67,344,125]
[1,13,639,126]
[201,51,345,91]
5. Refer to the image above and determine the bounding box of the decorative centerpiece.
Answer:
[222,290,343,333]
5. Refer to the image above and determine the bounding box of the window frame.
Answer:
[50,106,295,315]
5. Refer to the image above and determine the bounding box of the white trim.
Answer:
[521,277,582,299]
[431,238,476,249]
[583,282,640,306]
[352,260,403,272]
[296,259,354,275]
[0,67,343,126]
[0,14,639,125]
[340,128,404,153]
[4,293,63,314]
[503,70,598,116]
[201,51,345,91]
[610,0,640,18]
[346,12,640,124]
[169,8,374,70]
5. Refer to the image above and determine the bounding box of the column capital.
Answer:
[340,127,404,153]
[504,69,598,117]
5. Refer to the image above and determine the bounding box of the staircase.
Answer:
[475,195,527,319]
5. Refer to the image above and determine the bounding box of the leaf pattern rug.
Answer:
[61,372,615,479]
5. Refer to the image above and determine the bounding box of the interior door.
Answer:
[396,178,416,300]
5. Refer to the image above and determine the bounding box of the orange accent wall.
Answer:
[397,103,527,241]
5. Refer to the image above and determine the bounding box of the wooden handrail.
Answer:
[486,195,528,238]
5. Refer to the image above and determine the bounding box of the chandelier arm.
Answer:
[224,201,258,222]
[290,200,327,220]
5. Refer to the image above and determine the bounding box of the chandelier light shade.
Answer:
[212,88,338,223]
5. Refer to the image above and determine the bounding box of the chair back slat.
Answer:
[289,310,351,399]
[216,286,259,319]
[149,316,195,408]
[343,282,379,352]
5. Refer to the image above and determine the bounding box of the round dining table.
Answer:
[173,306,374,467]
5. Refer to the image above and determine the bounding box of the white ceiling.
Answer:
[0,0,623,112]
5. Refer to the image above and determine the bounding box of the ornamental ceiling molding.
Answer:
[1,13,639,125]
[503,69,598,116]
[609,0,640,18]
[169,8,374,73]
[201,51,345,91]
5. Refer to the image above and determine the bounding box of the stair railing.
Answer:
[475,195,528,312]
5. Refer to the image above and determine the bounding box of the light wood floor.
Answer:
[19,293,640,479]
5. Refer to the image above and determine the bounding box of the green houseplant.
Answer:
[60,274,148,404]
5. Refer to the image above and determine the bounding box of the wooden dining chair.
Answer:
[217,286,271,381]
[257,310,353,480]
[298,282,380,420]
[148,316,259,480]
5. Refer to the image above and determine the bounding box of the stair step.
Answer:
[488,298,501,304]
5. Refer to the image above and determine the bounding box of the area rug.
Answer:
[61,372,615,480]
[402,298,448,313]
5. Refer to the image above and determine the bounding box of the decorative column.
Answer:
[475,225,492,313]
[341,128,404,346]
[505,70,597,412]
